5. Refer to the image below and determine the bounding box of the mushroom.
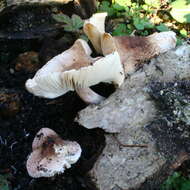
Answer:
[84,13,176,75]
[25,38,124,104]
[26,128,82,178]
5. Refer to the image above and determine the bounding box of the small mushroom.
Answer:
[26,128,82,178]
[84,14,176,75]
[25,38,124,104]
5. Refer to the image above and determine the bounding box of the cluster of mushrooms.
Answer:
[26,12,177,178]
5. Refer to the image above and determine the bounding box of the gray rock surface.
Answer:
[76,44,190,190]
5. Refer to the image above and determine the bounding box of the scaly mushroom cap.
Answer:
[25,39,124,101]
[26,128,82,178]
[83,13,107,54]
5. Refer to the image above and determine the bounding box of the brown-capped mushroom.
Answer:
[25,39,124,104]
[26,128,82,178]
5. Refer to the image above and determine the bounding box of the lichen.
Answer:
[148,80,190,126]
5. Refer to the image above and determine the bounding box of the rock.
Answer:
[76,44,190,190]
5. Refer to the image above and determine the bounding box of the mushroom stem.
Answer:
[75,87,105,104]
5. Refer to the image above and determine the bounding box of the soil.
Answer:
[0,35,115,190]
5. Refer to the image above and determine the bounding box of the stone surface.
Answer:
[76,44,190,190]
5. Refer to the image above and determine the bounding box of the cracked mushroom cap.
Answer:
[25,39,124,100]
[26,128,82,178]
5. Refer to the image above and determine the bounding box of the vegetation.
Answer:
[98,0,189,44]
[161,172,190,190]
[0,174,10,190]
[52,0,189,45]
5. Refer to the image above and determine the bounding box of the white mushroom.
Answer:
[26,128,82,178]
[25,39,124,104]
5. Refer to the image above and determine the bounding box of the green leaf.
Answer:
[112,23,131,36]
[112,3,125,11]
[64,24,75,32]
[170,0,190,23]
[71,14,84,30]
[134,23,144,30]
[180,28,188,37]
[161,172,190,190]
[144,22,154,29]
[176,37,184,46]
[79,34,89,42]
[156,24,169,32]
[133,17,154,30]
[98,1,115,16]
[181,180,190,190]
[133,18,144,30]
[0,175,9,190]
[52,14,71,24]
[53,13,84,32]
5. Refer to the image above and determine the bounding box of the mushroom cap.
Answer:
[83,23,103,54]
[32,128,58,150]
[113,31,177,62]
[61,51,124,88]
[83,13,107,54]
[101,33,117,56]
[146,31,176,54]
[26,128,82,178]
[84,12,107,33]
[25,39,124,99]
[113,31,176,74]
